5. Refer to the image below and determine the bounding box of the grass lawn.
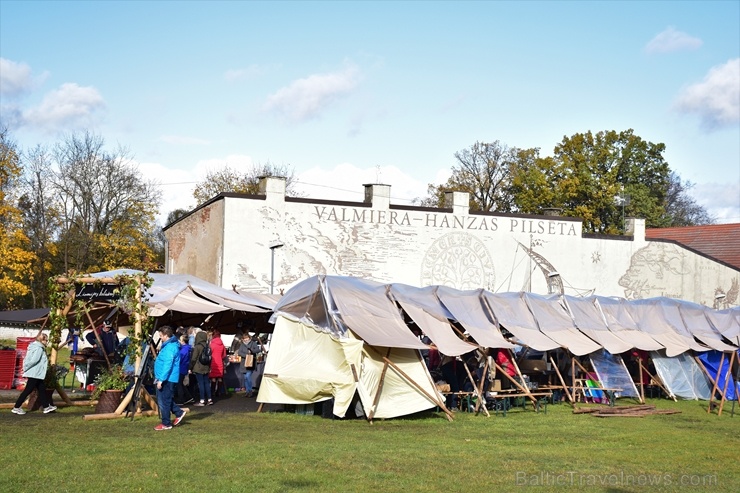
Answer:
[0,395,737,493]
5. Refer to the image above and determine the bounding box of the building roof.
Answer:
[645,224,740,270]
[0,308,49,326]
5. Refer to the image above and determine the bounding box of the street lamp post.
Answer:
[269,241,284,294]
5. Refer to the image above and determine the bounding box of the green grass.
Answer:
[0,397,737,493]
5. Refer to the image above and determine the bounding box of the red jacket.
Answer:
[208,336,227,378]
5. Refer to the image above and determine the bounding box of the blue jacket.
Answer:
[178,343,192,376]
[154,337,180,383]
[23,340,48,380]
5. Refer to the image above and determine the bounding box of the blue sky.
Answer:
[1,0,738,225]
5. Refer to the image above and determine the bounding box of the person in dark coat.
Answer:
[189,330,212,406]
[238,333,262,398]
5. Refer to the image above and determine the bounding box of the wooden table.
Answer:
[487,391,553,416]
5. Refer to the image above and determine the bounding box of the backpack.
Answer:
[198,343,212,366]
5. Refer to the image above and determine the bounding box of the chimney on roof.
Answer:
[444,191,470,215]
[363,183,391,209]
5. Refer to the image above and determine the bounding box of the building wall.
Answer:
[164,177,740,308]
[165,199,225,285]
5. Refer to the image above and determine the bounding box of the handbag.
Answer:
[245,353,255,368]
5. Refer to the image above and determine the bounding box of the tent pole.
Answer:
[367,350,392,423]
[381,357,454,421]
[462,357,490,417]
[638,357,645,404]
[550,356,574,406]
[717,350,736,416]
[707,352,725,413]
[83,305,112,370]
[643,361,675,401]
[474,356,491,415]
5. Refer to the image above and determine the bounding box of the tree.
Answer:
[192,162,300,206]
[511,129,672,234]
[419,141,518,212]
[50,131,162,273]
[661,172,714,226]
[0,126,36,309]
[18,144,60,307]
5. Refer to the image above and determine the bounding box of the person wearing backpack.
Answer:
[189,330,212,406]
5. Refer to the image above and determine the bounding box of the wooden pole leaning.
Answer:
[381,356,454,422]
[461,358,490,417]
[550,356,574,406]
[707,352,725,413]
[367,350,392,423]
[717,350,736,417]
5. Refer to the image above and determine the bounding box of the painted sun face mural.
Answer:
[420,232,495,290]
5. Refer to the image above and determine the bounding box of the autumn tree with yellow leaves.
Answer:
[0,127,36,309]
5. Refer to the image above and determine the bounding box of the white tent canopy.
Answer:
[630,298,709,356]
[523,293,602,356]
[563,296,635,354]
[481,291,561,351]
[434,286,513,350]
[593,297,665,351]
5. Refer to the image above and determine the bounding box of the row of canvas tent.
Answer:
[258,275,740,420]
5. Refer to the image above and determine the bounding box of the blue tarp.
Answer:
[698,350,739,401]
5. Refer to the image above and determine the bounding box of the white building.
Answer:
[163,177,740,308]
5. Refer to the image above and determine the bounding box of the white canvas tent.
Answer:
[256,275,740,414]
[262,276,446,420]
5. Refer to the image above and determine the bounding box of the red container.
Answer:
[0,349,16,390]
[15,336,36,389]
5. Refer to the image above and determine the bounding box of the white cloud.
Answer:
[158,135,211,145]
[263,65,360,122]
[692,181,740,224]
[0,58,34,96]
[645,27,702,54]
[22,83,106,133]
[674,58,740,129]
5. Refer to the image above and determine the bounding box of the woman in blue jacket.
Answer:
[153,326,186,431]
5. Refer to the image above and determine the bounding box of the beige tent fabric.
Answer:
[258,316,439,419]
[351,332,439,419]
[258,316,360,417]
[675,301,737,352]
[147,287,231,317]
[563,296,634,354]
[434,287,514,349]
[481,291,561,351]
[630,299,708,356]
[593,297,664,351]
[523,293,602,356]
[705,308,740,346]
[327,277,428,349]
[395,300,477,357]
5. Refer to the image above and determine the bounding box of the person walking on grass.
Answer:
[12,333,57,415]
[153,326,186,431]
